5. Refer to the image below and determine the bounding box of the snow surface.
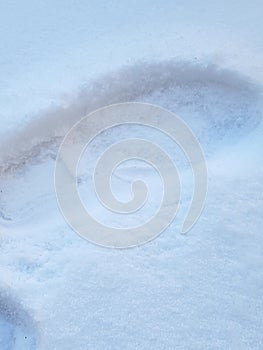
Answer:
[0,1,263,349]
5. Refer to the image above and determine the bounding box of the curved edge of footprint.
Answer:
[0,285,39,350]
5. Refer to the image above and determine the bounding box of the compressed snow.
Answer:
[0,1,263,349]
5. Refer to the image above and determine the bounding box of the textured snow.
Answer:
[0,1,263,349]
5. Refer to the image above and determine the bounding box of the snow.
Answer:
[0,1,263,349]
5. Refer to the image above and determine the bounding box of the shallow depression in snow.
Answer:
[0,61,262,174]
[0,289,37,350]
[0,60,262,349]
